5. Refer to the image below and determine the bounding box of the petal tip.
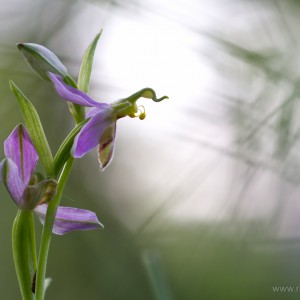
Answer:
[35,205,104,235]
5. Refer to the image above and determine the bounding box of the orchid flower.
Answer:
[0,124,103,235]
[49,73,168,171]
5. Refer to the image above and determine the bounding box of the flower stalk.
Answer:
[35,157,74,300]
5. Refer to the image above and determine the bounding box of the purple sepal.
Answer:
[4,124,38,185]
[72,110,113,158]
[0,158,27,208]
[34,204,104,235]
[49,73,109,109]
[1,125,39,209]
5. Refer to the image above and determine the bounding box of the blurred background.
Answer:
[1,0,300,299]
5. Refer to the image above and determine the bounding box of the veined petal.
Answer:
[49,73,109,109]
[0,158,26,208]
[4,124,38,185]
[98,122,116,171]
[72,109,113,158]
[34,204,103,235]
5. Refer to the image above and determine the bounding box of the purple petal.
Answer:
[72,109,114,158]
[86,107,102,118]
[49,73,108,109]
[98,122,117,171]
[34,204,103,235]
[4,124,38,185]
[0,158,26,208]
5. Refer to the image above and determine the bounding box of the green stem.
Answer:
[53,117,90,176]
[35,157,74,300]
[12,210,36,300]
[29,211,37,271]
[35,72,84,299]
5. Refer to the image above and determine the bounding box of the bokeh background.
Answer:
[1,0,300,299]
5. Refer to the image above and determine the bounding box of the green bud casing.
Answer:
[17,43,68,81]
[12,210,36,300]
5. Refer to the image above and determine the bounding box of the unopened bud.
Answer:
[17,43,68,81]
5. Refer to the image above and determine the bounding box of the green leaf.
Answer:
[77,29,103,93]
[12,210,36,300]
[53,117,90,176]
[10,81,54,177]
[63,75,85,124]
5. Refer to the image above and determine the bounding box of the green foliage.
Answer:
[10,81,54,177]
[77,30,102,93]
[12,211,36,300]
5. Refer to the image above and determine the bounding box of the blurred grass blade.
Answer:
[10,81,54,177]
[44,278,52,295]
[77,29,103,93]
[142,250,173,300]
[53,117,90,176]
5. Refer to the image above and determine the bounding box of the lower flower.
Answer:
[0,124,103,235]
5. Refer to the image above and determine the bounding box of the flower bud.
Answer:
[23,177,57,210]
[17,43,68,81]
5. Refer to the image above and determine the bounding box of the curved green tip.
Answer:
[154,95,169,102]
[126,88,169,104]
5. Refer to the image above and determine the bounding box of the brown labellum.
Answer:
[98,123,116,171]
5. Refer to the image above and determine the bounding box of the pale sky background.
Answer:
[2,0,299,236]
